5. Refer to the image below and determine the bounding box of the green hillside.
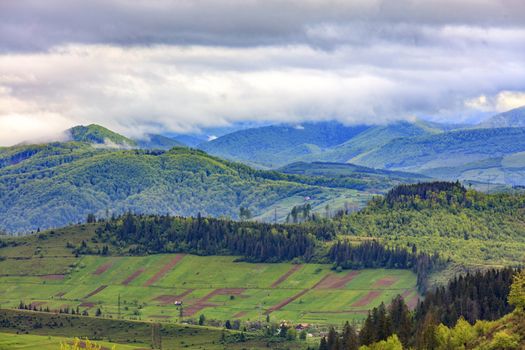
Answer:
[279,162,427,188]
[311,121,441,164]
[477,105,525,128]
[351,127,525,184]
[135,133,186,149]
[199,122,371,168]
[336,182,525,269]
[0,141,368,233]
[199,120,448,168]
[68,124,137,147]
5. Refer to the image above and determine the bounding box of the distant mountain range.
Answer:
[199,122,370,168]
[199,106,525,186]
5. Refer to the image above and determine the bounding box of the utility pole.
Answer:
[274,208,277,224]
[117,293,121,320]
[151,323,162,349]
[486,175,496,193]
[179,304,184,323]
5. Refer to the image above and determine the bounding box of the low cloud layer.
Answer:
[1,1,525,145]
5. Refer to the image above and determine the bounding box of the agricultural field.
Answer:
[0,251,417,326]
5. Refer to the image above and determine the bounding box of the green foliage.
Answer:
[198,314,206,325]
[488,330,520,350]
[358,335,403,350]
[102,213,319,262]
[336,183,525,267]
[508,270,525,310]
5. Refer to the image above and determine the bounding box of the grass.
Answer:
[0,332,137,350]
[0,251,417,326]
[0,308,284,350]
[0,308,313,350]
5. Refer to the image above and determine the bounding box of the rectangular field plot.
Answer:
[157,255,294,289]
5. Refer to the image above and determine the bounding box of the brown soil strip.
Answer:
[41,274,65,280]
[265,289,310,314]
[79,302,95,308]
[311,275,331,289]
[352,291,381,307]
[270,265,302,288]
[144,255,185,287]
[153,289,194,305]
[372,276,398,288]
[150,315,172,319]
[314,271,360,289]
[121,268,145,285]
[309,310,370,315]
[83,285,108,299]
[55,292,66,297]
[30,301,47,308]
[233,311,247,318]
[183,288,246,317]
[264,271,358,315]
[401,289,413,299]
[406,294,420,310]
[93,262,113,275]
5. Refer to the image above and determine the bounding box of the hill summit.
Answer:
[67,124,137,147]
[477,105,525,128]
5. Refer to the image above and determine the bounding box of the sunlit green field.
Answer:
[0,333,137,350]
[0,253,417,326]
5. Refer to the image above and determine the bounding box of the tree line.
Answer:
[99,213,318,262]
[91,213,438,289]
[328,240,444,291]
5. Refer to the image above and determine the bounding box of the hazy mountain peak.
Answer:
[477,106,525,128]
[134,134,185,150]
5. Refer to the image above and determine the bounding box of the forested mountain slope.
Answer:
[135,133,186,149]
[199,120,448,168]
[336,182,525,267]
[199,122,371,168]
[279,161,427,190]
[68,124,137,147]
[309,121,442,164]
[0,141,366,234]
[477,105,525,128]
[350,127,525,185]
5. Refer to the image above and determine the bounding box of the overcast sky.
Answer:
[1,0,525,145]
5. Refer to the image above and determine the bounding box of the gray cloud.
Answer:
[0,1,524,145]
[1,0,525,51]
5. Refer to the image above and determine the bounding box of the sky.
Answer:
[1,0,525,146]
